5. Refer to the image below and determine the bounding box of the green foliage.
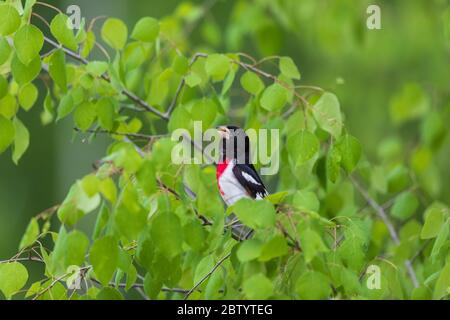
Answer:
[0,4,21,36]
[312,92,342,138]
[0,262,28,299]
[50,14,78,51]
[240,71,264,95]
[14,25,43,65]
[0,1,449,302]
[101,18,128,50]
[131,17,159,42]
[260,83,287,111]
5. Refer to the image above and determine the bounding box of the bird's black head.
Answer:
[217,125,251,164]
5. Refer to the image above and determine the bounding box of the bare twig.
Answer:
[42,36,168,120]
[184,252,231,300]
[33,266,91,300]
[165,52,208,117]
[73,127,168,141]
[350,176,419,288]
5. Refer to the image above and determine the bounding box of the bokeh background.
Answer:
[1,0,449,262]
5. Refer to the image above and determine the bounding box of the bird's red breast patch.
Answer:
[216,159,230,195]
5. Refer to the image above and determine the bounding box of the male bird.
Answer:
[216,126,268,239]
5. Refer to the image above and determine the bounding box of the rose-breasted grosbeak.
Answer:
[216,126,268,239]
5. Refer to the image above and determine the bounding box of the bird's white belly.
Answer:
[218,161,249,206]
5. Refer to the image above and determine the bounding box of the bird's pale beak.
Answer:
[217,126,230,139]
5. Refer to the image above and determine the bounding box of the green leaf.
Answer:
[131,17,159,42]
[260,83,287,111]
[259,235,289,261]
[243,273,273,299]
[326,144,341,183]
[0,75,7,100]
[74,101,96,131]
[101,18,128,50]
[0,93,17,119]
[194,255,214,284]
[135,160,156,196]
[81,174,100,197]
[93,203,110,240]
[56,93,74,121]
[335,134,362,172]
[96,98,115,131]
[0,37,12,65]
[49,49,67,92]
[221,70,235,96]
[172,54,189,75]
[12,117,29,165]
[231,198,276,229]
[312,92,342,138]
[237,239,263,262]
[240,71,264,95]
[18,83,38,111]
[191,98,217,129]
[11,54,41,85]
[99,177,117,204]
[205,54,229,81]
[64,230,89,267]
[299,229,328,263]
[391,191,419,221]
[114,188,146,241]
[279,56,301,80]
[185,71,201,87]
[296,271,331,300]
[287,130,319,164]
[14,24,44,65]
[293,190,320,212]
[57,182,101,225]
[390,83,429,125]
[183,220,206,252]
[86,61,108,77]
[431,221,449,260]
[0,115,15,154]
[150,211,183,258]
[143,272,162,299]
[50,13,78,51]
[433,263,450,299]
[0,262,28,298]
[19,217,39,250]
[0,4,21,36]
[96,287,123,300]
[421,204,446,239]
[125,264,137,291]
[89,236,119,286]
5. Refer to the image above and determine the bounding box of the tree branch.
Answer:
[74,127,168,141]
[184,252,231,300]
[42,36,169,120]
[350,175,419,288]
[165,53,208,117]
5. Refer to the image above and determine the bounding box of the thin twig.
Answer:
[42,36,168,120]
[184,253,231,300]
[350,175,419,288]
[73,127,168,140]
[165,52,208,117]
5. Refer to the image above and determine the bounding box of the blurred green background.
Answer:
[1,0,449,261]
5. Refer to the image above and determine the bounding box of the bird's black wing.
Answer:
[232,163,268,199]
